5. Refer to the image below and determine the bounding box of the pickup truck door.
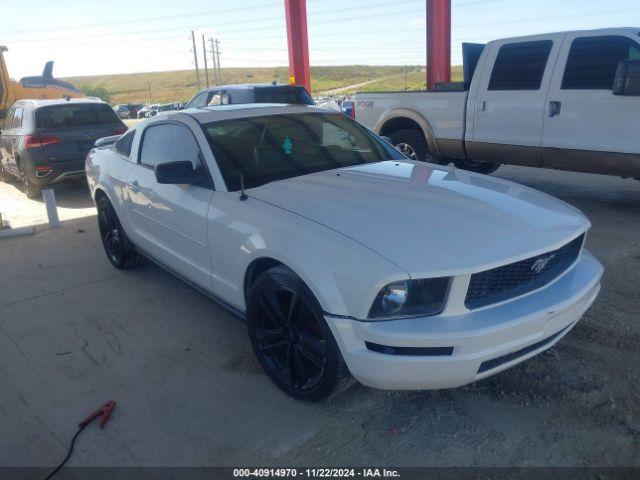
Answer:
[541,32,640,176]
[124,121,214,289]
[467,35,563,166]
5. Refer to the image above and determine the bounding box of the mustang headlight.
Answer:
[368,277,451,320]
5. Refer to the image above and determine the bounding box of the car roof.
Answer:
[198,83,305,93]
[13,98,106,109]
[179,104,333,123]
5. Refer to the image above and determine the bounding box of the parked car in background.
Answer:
[137,104,159,118]
[126,103,144,119]
[86,104,602,401]
[184,83,314,109]
[0,98,126,198]
[113,104,130,119]
[355,28,640,178]
[341,100,355,118]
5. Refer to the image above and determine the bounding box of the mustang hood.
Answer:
[249,161,590,277]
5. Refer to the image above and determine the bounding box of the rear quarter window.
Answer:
[114,130,136,158]
[36,103,121,129]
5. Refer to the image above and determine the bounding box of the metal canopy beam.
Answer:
[426,0,451,89]
[284,0,311,94]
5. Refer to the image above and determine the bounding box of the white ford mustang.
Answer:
[86,104,603,401]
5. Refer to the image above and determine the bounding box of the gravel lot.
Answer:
[0,165,638,470]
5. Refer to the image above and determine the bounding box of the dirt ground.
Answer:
[0,165,639,470]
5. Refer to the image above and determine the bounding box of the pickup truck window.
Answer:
[488,40,553,91]
[139,123,201,168]
[186,91,210,109]
[562,36,640,90]
[204,112,403,191]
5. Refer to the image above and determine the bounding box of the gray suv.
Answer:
[0,99,126,198]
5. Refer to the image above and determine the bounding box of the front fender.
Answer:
[208,193,408,319]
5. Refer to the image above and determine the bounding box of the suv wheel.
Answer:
[97,196,145,269]
[19,164,41,199]
[0,165,14,183]
[247,265,351,401]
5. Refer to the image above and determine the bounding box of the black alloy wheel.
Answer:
[248,266,350,401]
[96,196,145,269]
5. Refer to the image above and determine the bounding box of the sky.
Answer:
[2,0,640,78]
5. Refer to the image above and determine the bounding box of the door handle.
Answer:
[476,100,486,112]
[548,101,561,117]
[128,180,141,192]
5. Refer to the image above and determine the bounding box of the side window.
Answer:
[114,130,135,158]
[3,108,14,130]
[186,91,209,109]
[488,40,553,91]
[562,36,640,90]
[139,123,201,168]
[11,108,24,129]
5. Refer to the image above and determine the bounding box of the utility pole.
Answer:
[210,37,218,86]
[190,30,200,91]
[201,34,209,89]
[147,82,151,103]
[214,39,221,84]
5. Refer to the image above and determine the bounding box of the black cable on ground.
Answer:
[44,424,87,480]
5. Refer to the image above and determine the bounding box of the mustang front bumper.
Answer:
[326,250,603,390]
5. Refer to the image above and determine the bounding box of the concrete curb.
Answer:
[0,226,36,238]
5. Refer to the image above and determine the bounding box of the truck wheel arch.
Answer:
[375,109,440,158]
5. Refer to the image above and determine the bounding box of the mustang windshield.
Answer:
[204,112,403,191]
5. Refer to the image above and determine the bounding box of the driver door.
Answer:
[124,122,214,288]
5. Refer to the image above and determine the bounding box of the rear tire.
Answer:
[388,129,429,162]
[19,163,41,199]
[247,265,351,401]
[96,196,145,269]
[454,158,500,175]
[0,165,14,184]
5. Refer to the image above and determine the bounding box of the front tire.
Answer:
[96,196,145,269]
[247,265,350,401]
[454,158,500,175]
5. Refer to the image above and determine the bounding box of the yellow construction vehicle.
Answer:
[0,45,84,118]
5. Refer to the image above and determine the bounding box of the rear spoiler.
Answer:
[94,135,121,148]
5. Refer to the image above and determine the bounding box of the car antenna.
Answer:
[239,170,248,201]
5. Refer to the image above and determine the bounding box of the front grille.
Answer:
[465,234,584,309]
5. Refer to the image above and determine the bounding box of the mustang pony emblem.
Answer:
[531,254,556,274]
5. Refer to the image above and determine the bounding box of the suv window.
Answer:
[562,36,640,90]
[3,108,14,130]
[11,108,24,129]
[186,91,209,109]
[35,103,121,129]
[114,130,135,158]
[139,123,201,168]
[488,40,553,91]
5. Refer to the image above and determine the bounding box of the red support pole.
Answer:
[284,0,311,94]
[426,0,451,90]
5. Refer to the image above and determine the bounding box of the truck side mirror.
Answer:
[613,59,640,96]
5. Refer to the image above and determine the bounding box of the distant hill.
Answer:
[62,65,463,105]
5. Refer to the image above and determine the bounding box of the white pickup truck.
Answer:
[355,28,640,177]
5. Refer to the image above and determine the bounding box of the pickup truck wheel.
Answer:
[388,129,430,162]
[247,265,351,402]
[97,196,145,269]
[454,158,500,175]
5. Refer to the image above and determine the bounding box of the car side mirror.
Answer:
[613,59,640,96]
[155,161,206,186]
